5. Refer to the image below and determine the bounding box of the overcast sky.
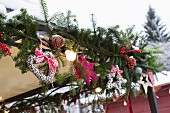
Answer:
[44,0,170,32]
[1,0,170,32]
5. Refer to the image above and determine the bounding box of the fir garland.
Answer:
[0,0,162,112]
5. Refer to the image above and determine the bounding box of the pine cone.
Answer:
[126,57,136,69]
[49,35,66,48]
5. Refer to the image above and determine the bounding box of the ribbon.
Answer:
[148,71,155,92]
[110,65,123,77]
[128,50,142,53]
[148,71,159,98]
[39,37,49,46]
[35,48,58,74]
[126,94,133,113]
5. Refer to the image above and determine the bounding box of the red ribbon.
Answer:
[148,71,155,92]
[39,38,49,46]
[128,50,142,53]
[35,48,58,74]
[0,42,11,56]
[126,94,133,113]
[110,65,123,77]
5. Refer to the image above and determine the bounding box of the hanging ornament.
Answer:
[27,48,58,83]
[137,74,153,94]
[134,67,142,74]
[107,65,127,94]
[74,55,97,85]
[49,35,66,49]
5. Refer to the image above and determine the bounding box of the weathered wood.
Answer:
[147,87,160,113]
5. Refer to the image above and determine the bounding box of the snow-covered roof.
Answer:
[5,8,44,21]
[0,4,6,14]
[155,71,170,86]
[0,0,39,11]
[0,0,44,20]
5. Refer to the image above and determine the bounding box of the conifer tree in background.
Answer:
[144,6,170,42]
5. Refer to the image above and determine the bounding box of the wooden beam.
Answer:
[147,87,160,113]
[4,77,71,103]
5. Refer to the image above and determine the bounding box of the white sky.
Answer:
[44,0,170,32]
[1,0,170,32]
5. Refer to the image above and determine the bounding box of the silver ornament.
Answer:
[135,67,142,74]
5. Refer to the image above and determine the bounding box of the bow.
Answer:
[35,48,58,74]
[110,65,123,77]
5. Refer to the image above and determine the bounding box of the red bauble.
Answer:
[49,35,66,48]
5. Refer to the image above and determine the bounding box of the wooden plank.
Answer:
[147,87,160,113]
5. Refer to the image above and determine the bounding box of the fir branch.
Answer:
[39,0,49,22]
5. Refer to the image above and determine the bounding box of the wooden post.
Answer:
[147,87,160,113]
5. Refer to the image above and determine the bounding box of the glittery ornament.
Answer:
[107,65,127,94]
[49,35,66,48]
[27,48,58,83]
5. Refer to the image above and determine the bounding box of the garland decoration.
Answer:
[0,3,163,112]
[107,65,127,94]
[49,35,66,49]
[27,48,58,83]
[137,74,153,94]
[74,55,97,86]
